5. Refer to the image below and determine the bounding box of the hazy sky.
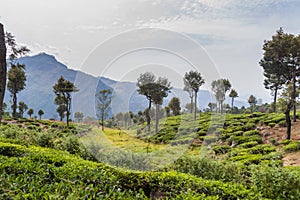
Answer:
[1,0,300,102]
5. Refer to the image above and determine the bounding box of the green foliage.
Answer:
[53,76,78,126]
[243,130,260,137]
[0,141,260,199]
[168,97,181,116]
[283,142,300,153]
[250,162,300,199]
[212,145,231,155]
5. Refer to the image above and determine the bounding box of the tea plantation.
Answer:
[1,113,300,199]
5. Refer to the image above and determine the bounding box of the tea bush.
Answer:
[0,141,260,199]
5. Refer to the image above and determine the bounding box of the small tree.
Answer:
[208,102,217,112]
[211,79,231,114]
[165,106,170,117]
[96,89,112,131]
[248,95,257,113]
[38,109,44,120]
[8,64,27,118]
[27,108,34,118]
[57,105,66,121]
[137,72,171,133]
[168,97,181,116]
[18,101,28,118]
[229,89,238,110]
[74,112,84,123]
[53,76,78,127]
[183,70,205,120]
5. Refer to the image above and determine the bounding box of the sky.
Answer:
[1,0,300,102]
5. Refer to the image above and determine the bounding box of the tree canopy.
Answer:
[96,89,112,131]
[137,72,171,133]
[53,76,78,127]
[211,79,231,114]
[183,70,205,120]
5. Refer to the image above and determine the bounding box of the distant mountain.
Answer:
[5,53,247,119]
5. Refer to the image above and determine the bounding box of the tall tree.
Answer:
[248,95,257,113]
[53,76,78,127]
[27,108,34,118]
[8,64,26,118]
[18,101,28,118]
[0,23,6,122]
[261,28,300,138]
[211,79,231,114]
[5,32,29,119]
[229,89,238,109]
[183,70,205,120]
[137,72,171,133]
[96,89,112,131]
[38,109,44,120]
[168,97,181,116]
[260,28,291,113]
[137,72,156,132]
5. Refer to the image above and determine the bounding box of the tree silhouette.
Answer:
[183,71,205,120]
[74,112,84,123]
[53,76,78,127]
[137,72,171,133]
[168,97,181,116]
[18,101,28,118]
[261,28,300,139]
[38,109,44,120]
[229,89,238,110]
[96,89,112,131]
[8,64,26,118]
[211,79,231,114]
[248,95,257,113]
[5,32,29,119]
[27,108,34,119]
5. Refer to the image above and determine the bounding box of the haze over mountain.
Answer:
[6,53,247,119]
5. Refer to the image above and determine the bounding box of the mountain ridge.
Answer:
[5,53,247,119]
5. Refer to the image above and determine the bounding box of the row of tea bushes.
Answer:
[0,141,260,199]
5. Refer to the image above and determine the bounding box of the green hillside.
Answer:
[1,113,300,199]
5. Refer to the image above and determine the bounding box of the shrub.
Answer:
[212,145,231,155]
[283,142,300,153]
[250,162,300,199]
[244,130,260,137]
[280,139,290,145]
[238,141,258,148]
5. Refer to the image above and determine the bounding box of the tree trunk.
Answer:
[12,92,17,118]
[231,97,234,109]
[190,92,193,114]
[273,88,278,113]
[194,91,197,120]
[101,112,104,131]
[147,100,151,132]
[155,104,159,134]
[292,69,297,122]
[66,97,71,127]
[293,104,297,122]
[220,101,223,114]
[285,109,291,140]
[0,23,6,122]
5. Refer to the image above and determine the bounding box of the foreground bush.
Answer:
[0,141,260,199]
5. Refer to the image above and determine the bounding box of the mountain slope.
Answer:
[5,53,247,119]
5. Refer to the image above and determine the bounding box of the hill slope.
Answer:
[6,53,247,119]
